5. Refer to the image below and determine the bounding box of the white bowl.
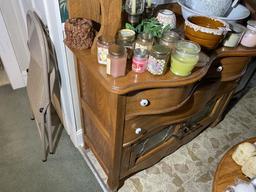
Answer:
[178,0,250,22]
[190,0,233,17]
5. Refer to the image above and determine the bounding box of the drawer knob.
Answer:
[217,66,223,72]
[135,128,142,135]
[140,99,149,107]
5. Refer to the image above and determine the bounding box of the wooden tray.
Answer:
[212,137,256,192]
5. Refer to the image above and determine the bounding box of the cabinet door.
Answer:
[130,125,176,162]
[128,98,218,169]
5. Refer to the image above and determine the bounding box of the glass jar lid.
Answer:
[134,48,148,58]
[98,35,114,46]
[230,23,246,34]
[137,33,154,43]
[251,177,256,187]
[158,9,174,16]
[152,44,170,55]
[118,29,136,41]
[247,20,256,32]
[109,44,126,57]
[176,40,201,56]
[161,31,180,43]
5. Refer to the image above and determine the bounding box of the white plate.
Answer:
[178,0,250,22]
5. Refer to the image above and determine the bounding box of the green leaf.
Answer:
[125,23,135,31]
[133,17,169,38]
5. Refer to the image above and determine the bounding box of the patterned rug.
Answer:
[119,79,256,192]
[87,75,256,192]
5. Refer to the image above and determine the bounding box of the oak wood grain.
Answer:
[213,137,256,192]
[67,1,256,191]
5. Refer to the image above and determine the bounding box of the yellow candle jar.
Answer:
[171,40,201,77]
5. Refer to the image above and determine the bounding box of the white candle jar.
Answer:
[241,20,256,48]
[156,9,176,29]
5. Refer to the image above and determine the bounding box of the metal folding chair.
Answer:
[26,10,62,161]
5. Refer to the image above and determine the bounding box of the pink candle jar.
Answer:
[132,49,148,73]
[109,44,127,78]
[241,20,256,48]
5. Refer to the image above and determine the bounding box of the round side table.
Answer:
[212,137,256,192]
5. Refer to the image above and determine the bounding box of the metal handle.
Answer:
[232,0,239,8]
[140,99,149,107]
[135,128,142,135]
[217,66,223,72]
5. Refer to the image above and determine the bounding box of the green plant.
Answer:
[125,18,171,38]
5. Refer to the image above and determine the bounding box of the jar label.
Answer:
[106,57,111,75]
[97,47,109,65]
[134,43,148,51]
[147,55,166,75]
[132,58,147,73]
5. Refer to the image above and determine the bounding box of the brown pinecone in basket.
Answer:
[64,18,95,50]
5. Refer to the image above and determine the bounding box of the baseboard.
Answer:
[63,113,83,147]
[21,70,27,86]
[76,129,84,147]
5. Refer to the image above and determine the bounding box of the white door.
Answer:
[0,10,25,89]
[0,0,84,147]
[0,0,30,89]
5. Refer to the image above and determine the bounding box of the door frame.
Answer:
[0,9,25,89]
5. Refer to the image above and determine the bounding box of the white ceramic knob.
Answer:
[217,66,223,72]
[140,99,149,107]
[135,128,142,135]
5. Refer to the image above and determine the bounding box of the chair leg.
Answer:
[41,124,48,162]
[30,114,35,120]
[45,108,54,154]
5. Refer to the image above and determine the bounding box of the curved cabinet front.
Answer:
[125,85,196,119]
[123,80,220,145]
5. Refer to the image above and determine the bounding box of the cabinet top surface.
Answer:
[68,3,256,94]
[71,46,256,94]
[73,49,212,94]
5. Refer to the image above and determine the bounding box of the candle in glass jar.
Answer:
[109,44,127,78]
[171,54,199,76]
[134,33,154,52]
[97,35,114,65]
[240,20,256,48]
[171,40,200,77]
[132,0,136,15]
[147,0,152,8]
[147,45,170,75]
[132,49,148,73]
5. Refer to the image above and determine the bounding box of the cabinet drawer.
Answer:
[125,86,195,119]
[207,57,250,81]
[220,57,250,81]
[123,80,219,145]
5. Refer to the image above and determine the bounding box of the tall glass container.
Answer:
[108,44,127,78]
[125,0,145,24]
[159,31,180,50]
[117,29,135,59]
[134,33,154,52]
[97,35,114,65]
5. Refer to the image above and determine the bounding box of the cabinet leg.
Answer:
[107,178,119,192]
[84,141,89,149]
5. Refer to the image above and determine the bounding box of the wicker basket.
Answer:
[64,18,95,50]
